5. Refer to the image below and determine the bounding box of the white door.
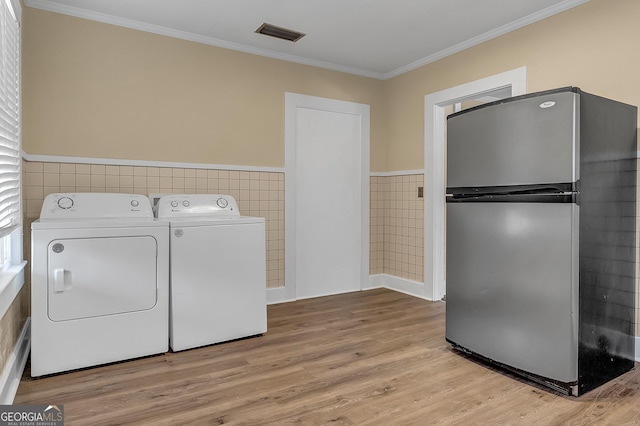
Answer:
[285,93,370,300]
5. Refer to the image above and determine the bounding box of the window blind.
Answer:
[0,0,20,238]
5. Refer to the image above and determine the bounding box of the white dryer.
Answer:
[31,193,169,377]
[157,194,266,351]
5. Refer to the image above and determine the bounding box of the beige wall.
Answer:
[22,8,387,170]
[384,0,640,171]
[23,0,639,171]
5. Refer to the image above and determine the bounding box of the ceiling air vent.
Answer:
[255,23,305,42]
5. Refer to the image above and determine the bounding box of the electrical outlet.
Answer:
[418,187,423,198]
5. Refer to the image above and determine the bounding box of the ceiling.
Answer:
[24,0,589,80]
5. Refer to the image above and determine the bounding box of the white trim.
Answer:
[383,0,590,79]
[21,151,285,173]
[0,318,30,404]
[268,286,366,305]
[267,275,436,304]
[423,67,528,301]
[285,92,370,302]
[0,261,26,321]
[266,287,294,305]
[24,0,587,80]
[364,274,385,290]
[368,274,435,301]
[370,170,424,177]
[636,336,640,363]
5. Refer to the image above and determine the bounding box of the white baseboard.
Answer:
[0,317,30,404]
[266,287,294,305]
[267,274,436,305]
[369,274,435,301]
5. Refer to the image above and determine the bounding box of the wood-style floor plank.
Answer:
[14,289,640,425]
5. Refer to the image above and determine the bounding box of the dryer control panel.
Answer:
[156,194,240,218]
[40,193,154,219]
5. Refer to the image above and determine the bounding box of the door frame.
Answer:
[283,92,370,302]
[424,67,528,301]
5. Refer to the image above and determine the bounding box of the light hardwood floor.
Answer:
[14,288,640,425]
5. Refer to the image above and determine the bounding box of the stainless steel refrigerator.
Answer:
[445,87,637,396]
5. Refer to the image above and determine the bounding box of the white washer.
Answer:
[157,194,266,351]
[31,193,169,377]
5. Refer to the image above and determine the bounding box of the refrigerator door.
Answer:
[445,201,579,383]
[447,90,579,189]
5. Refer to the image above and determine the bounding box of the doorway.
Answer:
[284,93,370,301]
[424,67,528,301]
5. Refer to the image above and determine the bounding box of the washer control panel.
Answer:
[40,193,154,220]
[156,194,240,218]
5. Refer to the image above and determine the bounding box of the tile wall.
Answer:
[22,160,426,291]
[22,160,285,289]
[371,174,425,282]
[369,176,384,275]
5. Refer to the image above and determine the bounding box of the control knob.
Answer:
[57,196,74,209]
[216,197,228,208]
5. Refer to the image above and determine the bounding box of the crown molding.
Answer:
[24,0,589,81]
[382,0,590,79]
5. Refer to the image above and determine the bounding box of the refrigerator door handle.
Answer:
[446,193,577,204]
[446,182,576,196]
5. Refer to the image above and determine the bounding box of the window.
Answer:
[0,0,21,239]
[0,0,23,316]
[0,234,10,272]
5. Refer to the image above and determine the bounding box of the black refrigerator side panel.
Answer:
[578,91,637,395]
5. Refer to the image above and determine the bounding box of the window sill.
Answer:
[0,261,26,320]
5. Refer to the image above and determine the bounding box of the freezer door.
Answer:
[447,91,579,188]
[445,202,579,383]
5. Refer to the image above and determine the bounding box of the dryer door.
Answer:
[47,236,158,321]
